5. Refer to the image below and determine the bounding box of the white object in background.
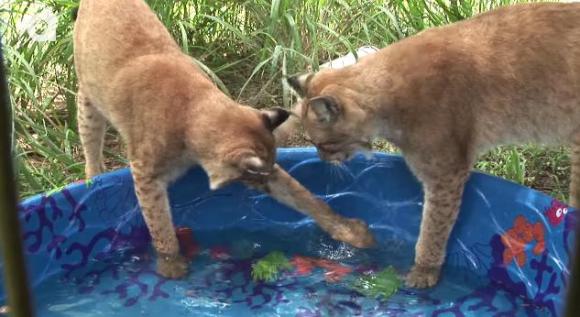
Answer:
[319,46,379,69]
[0,305,9,314]
[16,3,58,42]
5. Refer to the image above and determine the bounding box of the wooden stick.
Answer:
[0,40,35,317]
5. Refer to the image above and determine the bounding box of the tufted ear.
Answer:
[261,107,290,131]
[286,73,313,98]
[273,102,304,146]
[309,96,340,123]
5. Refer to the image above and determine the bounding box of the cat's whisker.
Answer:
[328,160,348,182]
[326,161,338,181]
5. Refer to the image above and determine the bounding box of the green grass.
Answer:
[2,0,570,201]
[476,146,570,202]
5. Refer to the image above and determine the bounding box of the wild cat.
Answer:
[73,0,374,278]
[283,2,580,287]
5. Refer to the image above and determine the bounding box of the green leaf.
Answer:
[251,251,292,282]
[351,266,402,300]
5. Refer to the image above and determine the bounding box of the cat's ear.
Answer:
[261,107,290,131]
[273,103,303,146]
[286,73,313,98]
[309,96,340,123]
[240,156,270,175]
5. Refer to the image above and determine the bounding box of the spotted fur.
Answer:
[283,3,580,288]
[74,0,374,278]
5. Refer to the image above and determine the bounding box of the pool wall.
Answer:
[0,148,576,315]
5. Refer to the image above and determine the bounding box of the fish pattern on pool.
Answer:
[0,149,576,316]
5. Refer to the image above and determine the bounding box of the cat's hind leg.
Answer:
[77,90,107,178]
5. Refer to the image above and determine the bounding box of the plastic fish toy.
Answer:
[291,255,352,282]
[351,266,402,300]
[210,246,231,261]
[175,227,199,260]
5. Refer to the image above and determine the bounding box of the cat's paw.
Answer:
[331,218,376,249]
[156,253,189,279]
[405,263,441,288]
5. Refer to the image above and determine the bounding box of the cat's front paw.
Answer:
[156,253,189,279]
[405,263,441,288]
[331,218,376,248]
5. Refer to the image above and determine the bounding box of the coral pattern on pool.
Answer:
[0,148,576,316]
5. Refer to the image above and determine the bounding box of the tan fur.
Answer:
[247,166,375,248]
[74,0,374,278]
[285,2,580,288]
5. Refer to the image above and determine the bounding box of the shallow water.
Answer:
[15,227,550,317]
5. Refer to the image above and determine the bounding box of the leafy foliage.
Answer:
[350,266,402,300]
[251,251,292,282]
[3,0,566,200]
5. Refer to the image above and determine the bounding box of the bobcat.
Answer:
[73,0,374,278]
[284,2,580,288]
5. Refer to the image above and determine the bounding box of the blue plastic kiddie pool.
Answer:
[0,148,576,316]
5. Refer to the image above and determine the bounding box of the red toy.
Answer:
[210,246,231,260]
[291,255,352,282]
[545,200,569,226]
[175,227,199,260]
